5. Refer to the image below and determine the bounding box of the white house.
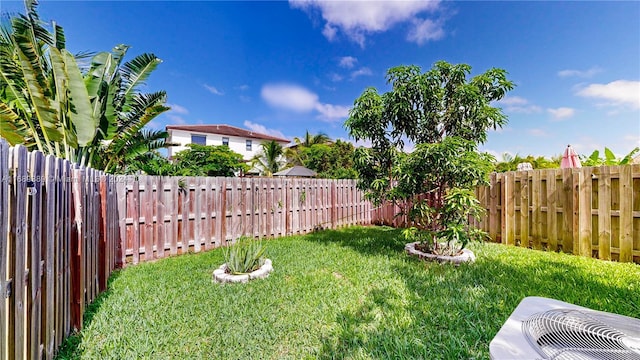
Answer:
[166,124,289,160]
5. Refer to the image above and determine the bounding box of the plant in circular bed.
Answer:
[213,237,272,283]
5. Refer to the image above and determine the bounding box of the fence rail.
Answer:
[474,166,640,263]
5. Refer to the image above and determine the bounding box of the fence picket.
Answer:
[28,150,44,360]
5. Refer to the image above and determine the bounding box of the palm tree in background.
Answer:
[293,130,331,147]
[251,140,285,176]
[285,130,332,166]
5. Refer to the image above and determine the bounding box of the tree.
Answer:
[293,130,331,147]
[172,144,247,177]
[345,61,514,254]
[300,140,357,179]
[0,0,170,173]
[250,140,285,176]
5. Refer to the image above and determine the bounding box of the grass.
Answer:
[56,226,640,360]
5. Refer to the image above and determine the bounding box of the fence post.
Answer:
[619,165,633,262]
[0,140,9,360]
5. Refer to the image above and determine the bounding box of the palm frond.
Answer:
[119,53,161,109]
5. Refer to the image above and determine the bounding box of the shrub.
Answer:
[223,237,267,274]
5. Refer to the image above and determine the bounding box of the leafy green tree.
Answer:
[172,144,247,177]
[123,151,176,175]
[581,147,640,166]
[300,140,357,179]
[0,0,170,173]
[345,61,514,253]
[251,140,285,176]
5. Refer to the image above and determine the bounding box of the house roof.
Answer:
[273,166,317,177]
[166,124,289,143]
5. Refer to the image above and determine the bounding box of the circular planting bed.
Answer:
[213,259,273,284]
[405,242,475,264]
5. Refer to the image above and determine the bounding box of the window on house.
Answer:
[246,139,252,151]
[222,137,229,146]
[191,135,206,145]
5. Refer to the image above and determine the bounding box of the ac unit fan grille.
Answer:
[523,309,640,360]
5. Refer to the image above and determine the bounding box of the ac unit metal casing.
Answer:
[490,296,640,360]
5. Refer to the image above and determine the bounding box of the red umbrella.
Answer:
[560,145,582,169]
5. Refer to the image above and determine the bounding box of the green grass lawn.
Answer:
[57,226,640,360]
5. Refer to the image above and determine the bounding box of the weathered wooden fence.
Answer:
[371,166,640,264]
[117,177,371,264]
[0,142,120,360]
[1,140,374,359]
[474,166,640,263]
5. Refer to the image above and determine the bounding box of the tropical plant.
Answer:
[172,144,248,177]
[493,153,560,172]
[299,140,357,179]
[122,151,177,175]
[285,130,332,166]
[0,0,170,172]
[223,237,267,275]
[345,61,514,254]
[251,140,285,176]
[293,130,331,147]
[581,147,640,166]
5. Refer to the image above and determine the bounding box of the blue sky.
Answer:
[2,0,639,159]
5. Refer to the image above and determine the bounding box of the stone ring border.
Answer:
[213,259,273,283]
[405,242,476,264]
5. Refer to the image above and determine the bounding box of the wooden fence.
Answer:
[371,165,640,264]
[474,166,640,263]
[0,140,374,359]
[0,142,120,360]
[117,177,371,264]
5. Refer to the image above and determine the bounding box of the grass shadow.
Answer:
[314,230,640,359]
[55,270,122,360]
[304,226,406,257]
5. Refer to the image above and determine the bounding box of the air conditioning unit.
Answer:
[490,296,640,360]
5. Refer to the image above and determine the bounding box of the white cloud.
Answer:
[528,128,548,137]
[350,67,373,79]
[623,134,640,146]
[290,0,443,47]
[557,67,602,78]
[239,95,251,103]
[146,120,161,130]
[166,103,189,115]
[314,103,350,120]
[407,18,445,44]
[339,56,357,68]
[243,121,287,139]
[204,84,224,95]
[577,80,640,109]
[167,114,186,125]
[236,85,250,91]
[329,73,343,82]
[547,107,576,120]
[261,84,319,112]
[498,96,542,114]
[498,96,528,106]
[260,83,350,122]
